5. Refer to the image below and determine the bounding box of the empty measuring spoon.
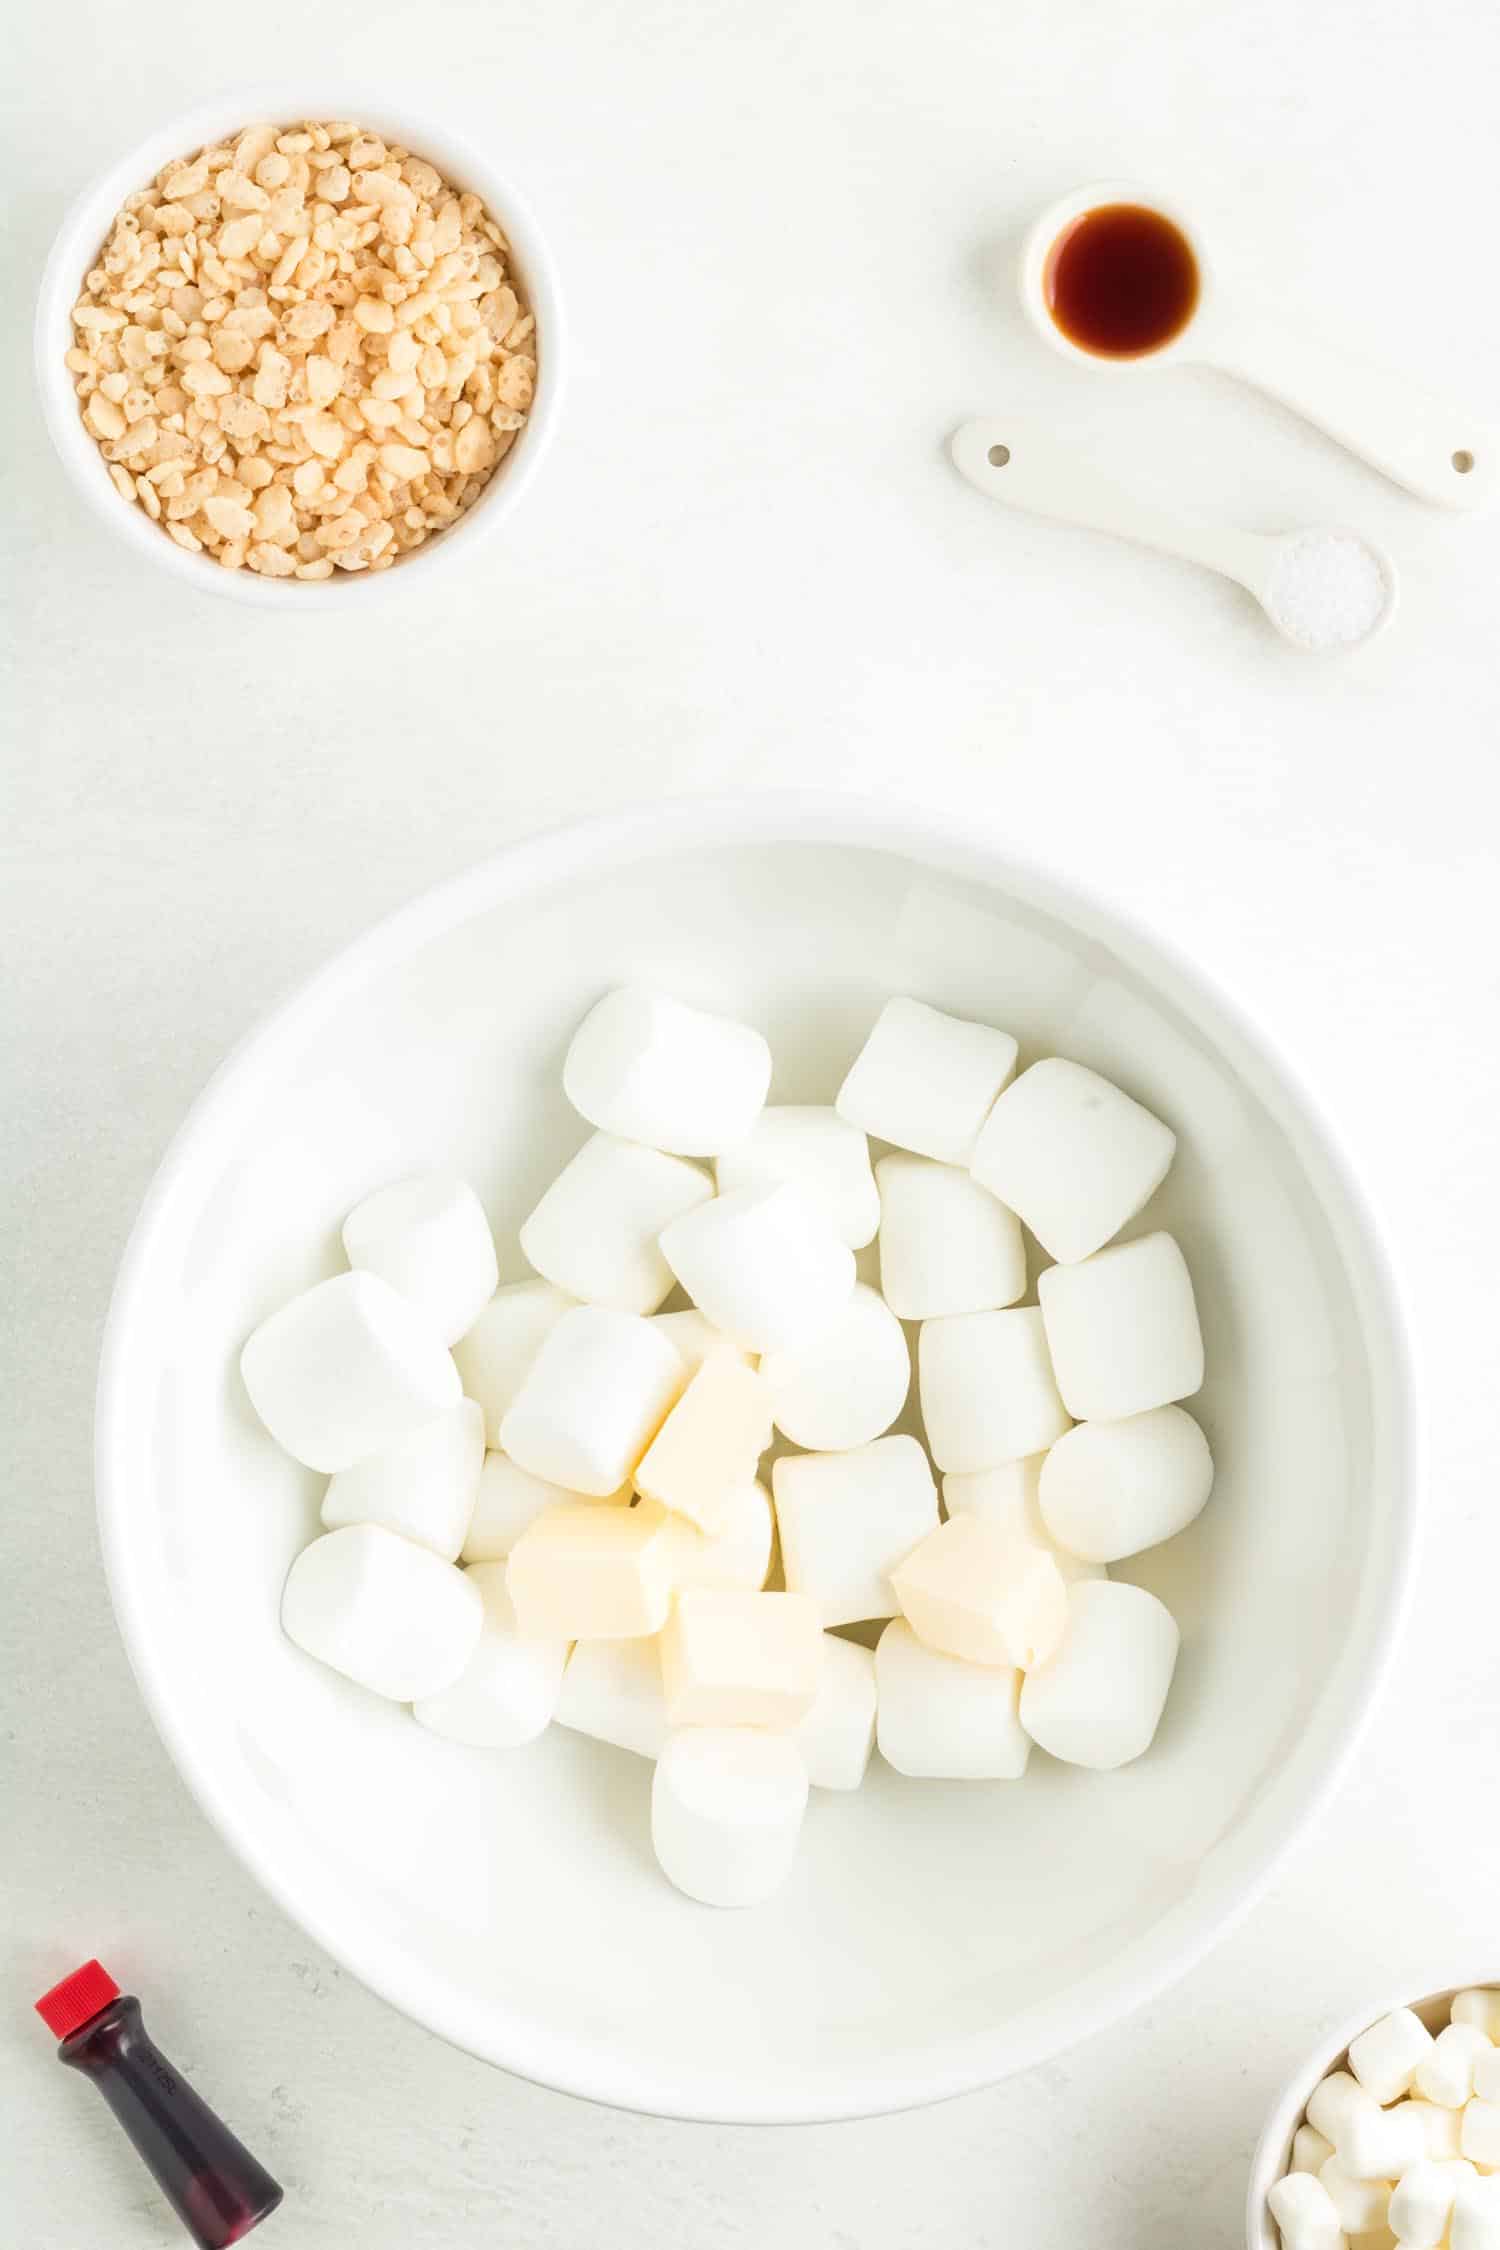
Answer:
[1019,182,1495,512]
[950,416,1398,650]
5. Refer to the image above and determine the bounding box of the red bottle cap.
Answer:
[36,1959,121,2040]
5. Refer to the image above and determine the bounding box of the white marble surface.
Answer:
[4,0,1499,2242]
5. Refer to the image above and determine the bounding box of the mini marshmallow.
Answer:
[661,1589,822,1728]
[1451,2175,1500,2250]
[1454,1993,1500,2042]
[1291,2125,1334,2176]
[941,1462,1105,1584]
[633,1349,772,1534]
[875,1619,1029,1781]
[1317,2157,1390,2236]
[1018,1580,1179,1770]
[1338,2094,1428,2180]
[650,1309,754,1377]
[1266,2172,1343,2250]
[519,1133,712,1315]
[891,1515,1067,1671]
[1419,2024,1494,2109]
[715,1105,879,1248]
[412,1564,570,1747]
[772,1435,939,1627]
[1476,2046,1500,2102]
[791,1635,877,1790]
[281,1524,482,1702]
[918,1307,1072,1472]
[1306,2072,1369,2148]
[1409,2101,1464,2161]
[499,1305,684,1497]
[321,1396,485,1559]
[1349,2008,1437,2106]
[242,1270,461,1473]
[673,1479,776,1594]
[652,1727,808,1907]
[1037,1405,1213,1564]
[342,1171,499,1345]
[563,985,772,1157]
[1463,2103,1500,2168]
[969,1057,1176,1265]
[1391,2161,1477,2250]
[759,1284,910,1452]
[452,1280,576,1446]
[555,1634,668,1759]
[506,1497,689,1641]
[874,1152,1025,1320]
[461,1451,630,1564]
[835,997,1018,1164]
[659,1182,856,1355]
[1038,1231,1204,1421]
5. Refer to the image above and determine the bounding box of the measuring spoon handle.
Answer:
[950,418,1270,591]
[1207,317,1497,511]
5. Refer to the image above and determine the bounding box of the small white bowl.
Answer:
[34,86,564,608]
[1245,1975,1499,2246]
[95,793,1416,2121]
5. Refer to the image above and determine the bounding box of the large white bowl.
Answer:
[95,794,1416,2122]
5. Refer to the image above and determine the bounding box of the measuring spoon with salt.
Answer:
[1018,182,1496,513]
[950,416,1397,650]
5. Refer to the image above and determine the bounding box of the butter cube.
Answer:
[673,1478,776,1593]
[772,1434,939,1628]
[891,1514,1067,1670]
[660,1588,822,1728]
[633,1349,772,1534]
[506,1497,689,1640]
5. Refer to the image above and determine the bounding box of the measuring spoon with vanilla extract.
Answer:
[1018,182,1495,511]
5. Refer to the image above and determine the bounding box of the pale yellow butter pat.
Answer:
[507,1498,689,1641]
[891,1515,1067,1671]
[660,1588,822,1728]
[633,1349,771,1535]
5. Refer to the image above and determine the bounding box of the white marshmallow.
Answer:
[1019,1580,1179,1769]
[918,1307,1072,1472]
[1038,1231,1204,1421]
[772,1435,939,1627]
[835,997,1018,1164]
[659,1182,856,1355]
[941,1462,1105,1584]
[1476,2046,1500,2102]
[341,1171,499,1345]
[1454,1993,1500,2042]
[1410,2101,1464,2161]
[506,1496,689,1640]
[969,1057,1176,1265]
[715,1105,879,1248]
[281,1524,482,1702]
[1337,2094,1427,2181]
[1451,2175,1500,2250]
[1418,2024,1494,2109]
[1350,2009,1437,2105]
[1306,2072,1369,2148]
[1266,2171,1343,2250]
[555,1635,669,1759]
[673,1479,776,1593]
[321,1397,485,1559]
[1291,2125,1334,2176]
[874,1152,1025,1320]
[1317,2157,1389,2236]
[412,1564,570,1747]
[242,1270,461,1473]
[875,1619,1030,1781]
[650,1309,755,1377]
[1463,2103,1500,2168]
[1037,1406,1213,1563]
[563,985,772,1157]
[519,1133,712,1315]
[499,1305,684,1497]
[633,1349,772,1534]
[759,1284,910,1452]
[891,1515,1067,1671]
[652,1727,808,1907]
[1391,2161,1477,2250]
[461,1450,630,1564]
[452,1280,576,1446]
[791,1635,877,1790]
[661,1589,822,1728]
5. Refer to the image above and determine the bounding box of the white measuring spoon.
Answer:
[1019,182,1495,512]
[950,416,1398,649]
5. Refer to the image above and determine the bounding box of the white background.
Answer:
[5,1,1499,2243]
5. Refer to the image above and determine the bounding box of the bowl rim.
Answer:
[33,82,565,610]
[94,789,1420,2122]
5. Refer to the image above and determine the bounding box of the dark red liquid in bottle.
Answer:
[37,1963,282,2248]
[1043,204,1199,359]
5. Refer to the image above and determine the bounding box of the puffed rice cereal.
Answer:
[67,120,538,579]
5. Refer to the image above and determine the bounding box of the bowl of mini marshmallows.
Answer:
[35,91,561,604]
[1251,1980,1500,2250]
[95,795,1415,2120]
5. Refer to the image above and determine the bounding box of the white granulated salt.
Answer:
[1264,530,1392,650]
